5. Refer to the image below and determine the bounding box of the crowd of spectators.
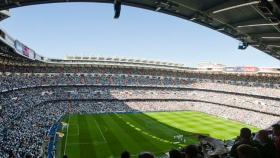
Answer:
[0,71,280,158]
[0,65,279,85]
[191,82,280,98]
[0,73,193,92]
[1,86,280,157]
[0,73,280,96]
[2,98,280,158]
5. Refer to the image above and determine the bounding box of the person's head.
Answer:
[237,144,260,158]
[272,124,280,137]
[257,130,269,143]
[183,144,199,158]
[240,128,251,140]
[169,149,182,158]
[138,152,154,158]
[121,151,130,158]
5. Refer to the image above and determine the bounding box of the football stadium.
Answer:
[1,1,280,158]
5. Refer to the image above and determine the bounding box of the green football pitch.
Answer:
[56,111,259,158]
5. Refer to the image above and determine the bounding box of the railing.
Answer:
[47,117,63,158]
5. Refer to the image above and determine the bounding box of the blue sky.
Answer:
[1,2,280,67]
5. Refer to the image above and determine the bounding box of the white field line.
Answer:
[64,116,70,155]
[94,120,108,143]
[114,113,184,146]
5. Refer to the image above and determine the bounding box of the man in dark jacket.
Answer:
[272,124,280,158]
[230,128,254,158]
[255,130,277,158]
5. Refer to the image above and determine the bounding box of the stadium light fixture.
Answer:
[261,37,280,39]
[237,23,279,28]
[114,0,121,19]
[213,1,259,14]
[217,28,224,31]
[155,6,161,12]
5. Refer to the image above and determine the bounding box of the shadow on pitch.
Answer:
[54,86,210,158]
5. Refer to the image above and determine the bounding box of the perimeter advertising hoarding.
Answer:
[22,46,30,57]
[224,67,259,72]
[0,29,41,60]
[243,67,258,72]
[14,40,24,54]
[223,67,236,72]
[23,46,35,59]
[14,40,35,60]
[235,67,244,72]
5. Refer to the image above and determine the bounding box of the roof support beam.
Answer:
[232,19,279,28]
[207,0,274,14]
[262,37,280,39]
[212,1,260,14]
[248,32,280,38]
[231,18,270,27]
[214,18,272,33]
[237,23,279,28]
[201,0,257,14]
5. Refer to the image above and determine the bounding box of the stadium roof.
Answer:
[1,0,280,60]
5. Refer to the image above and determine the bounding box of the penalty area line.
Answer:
[94,120,108,143]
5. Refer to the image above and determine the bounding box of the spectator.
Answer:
[272,124,280,158]
[230,128,254,158]
[183,144,203,158]
[255,130,276,158]
[237,144,261,158]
